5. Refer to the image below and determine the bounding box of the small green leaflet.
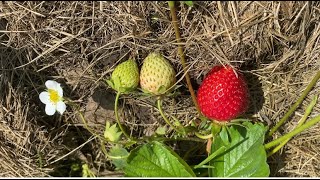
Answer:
[82,164,96,177]
[155,126,167,135]
[109,145,129,170]
[124,141,196,177]
[181,1,193,7]
[209,121,270,177]
[106,79,115,90]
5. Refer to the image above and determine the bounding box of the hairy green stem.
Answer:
[78,109,133,146]
[65,97,100,138]
[142,135,206,143]
[115,91,133,141]
[157,98,184,134]
[100,140,112,159]
[168,1,175,8]
[268,70,320,137]
[78,110,100,138]
[194,132,213,139]
[296,95,318,127]
[168,1,200,114]
[67,97,204,145]
[265,114,320,150]
[267,95,318,157]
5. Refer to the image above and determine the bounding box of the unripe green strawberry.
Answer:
[140,52,176,95]
[107,59,139,93]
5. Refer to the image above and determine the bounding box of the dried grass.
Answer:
[0,1,319,177]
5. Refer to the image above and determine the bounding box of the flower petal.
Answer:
[56,101,66,115]
[56,83,63,97]
[45,103,56,116]
[39,92,50,104]
[45,80,59,90]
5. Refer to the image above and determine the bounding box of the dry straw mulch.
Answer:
[0,1,319,177]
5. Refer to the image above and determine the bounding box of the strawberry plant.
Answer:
[106,58,140,141]
[74,1,320,177]
[111,67,319,178]
[139,52,187,134]
[102,1,320,177]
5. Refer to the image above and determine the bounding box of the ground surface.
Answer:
[0,1,319,177]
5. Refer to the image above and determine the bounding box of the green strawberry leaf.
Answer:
[209,121,270,177]
[109,145,130,170]
[211,122,222,136]
[164,85,182,98]
[199,120,212,131]
[106,79,115,89]
[155,126,167,135]
[193,146,226,169]
[138,88,155,96]
[108,77,136,93]
[124,140,138,148]
[104,121,122,142]
[82,164,96,177]
[124,141,196,177]
[230,118,253,123]
[157,85,167,95]
[119,87,137,94]
[113,76,121,92]
[182,125,198,134]
[181,1,193,7]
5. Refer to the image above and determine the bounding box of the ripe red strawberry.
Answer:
[197,65,249,122]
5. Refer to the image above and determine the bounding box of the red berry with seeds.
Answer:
[197,65,249,122]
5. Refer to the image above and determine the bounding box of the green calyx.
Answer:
[104,121,122,143]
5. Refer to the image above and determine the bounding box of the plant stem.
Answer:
[100,140,111,159]
[78,107,134,146]
[265,114,320,150]
[168,1,175,8]
[267,70,320,137]
[157,98,184,134]
[267,95,318,157]
[66,97,204,144]
[142,135,206,143]
[78,109,100,138]
[114,91,133,141]
[168,1,200,114]
[296,95,318,127]
[65,97,101,138]
[194,132,213,139]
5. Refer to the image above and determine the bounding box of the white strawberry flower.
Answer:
[39,80,66,116]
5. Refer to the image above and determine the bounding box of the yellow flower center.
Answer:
[48,89,60,104]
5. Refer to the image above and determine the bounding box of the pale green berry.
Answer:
[140,52,176,95]
[108,59,139,93]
